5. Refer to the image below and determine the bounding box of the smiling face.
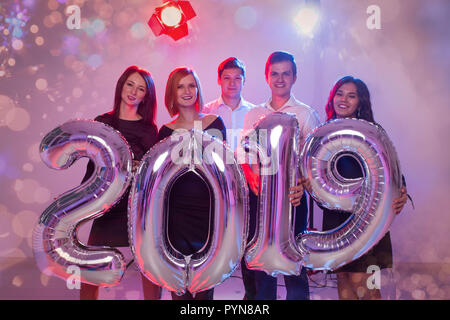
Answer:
[333,82,360,118]
[176,74,198,109]
[121,72,147,108]
[219,67,244,101]
[266,61,297,99]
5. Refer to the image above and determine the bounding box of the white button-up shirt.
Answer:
[204,96,256,151]
[242,95,320,149]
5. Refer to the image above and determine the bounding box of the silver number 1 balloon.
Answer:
[243,112,304,276]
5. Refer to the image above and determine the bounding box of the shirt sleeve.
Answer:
[300,109,321,147]
[202,102,211,114]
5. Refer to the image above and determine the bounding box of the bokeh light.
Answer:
[72,87,83,98]
[130,22,147,39]
[293,6,321,37]
[35,78,48,91]
[234,6,258,30]
[35,36,45,46]
[29,24,39,33]
[47,0,60,11]
[11,39,24,51]
[87,54,103,69]
[13,179,51,204]
[0,205,23,255]
[5,107,31,131]
[12,275,24,287]
[22,163,34,172]
[27,143,41,163]
[62,36,80,55]
[12,210,38,239]
[0,95,17,127]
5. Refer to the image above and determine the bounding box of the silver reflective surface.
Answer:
[33,119,133,286]
[129,129,248,294]
[298,118,402,271]
[243,112,304,276]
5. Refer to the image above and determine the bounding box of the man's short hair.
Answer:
[264,51,297,79]
[218,57,246,79]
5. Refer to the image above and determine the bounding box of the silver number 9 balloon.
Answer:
[297,118,403,271]
[129,129,248,295]
[243,112,304,276]
[32,120,133,286]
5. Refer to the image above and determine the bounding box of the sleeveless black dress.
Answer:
[157,117,227,256]
[82,112,158,247]
[322,155,393,272]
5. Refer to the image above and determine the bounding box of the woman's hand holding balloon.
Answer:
[393,187,407,214]
[289,179,304,207]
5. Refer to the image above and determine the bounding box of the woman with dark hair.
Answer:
[157,67,226,300]
[321,76,408,299]
[80,65,161,300]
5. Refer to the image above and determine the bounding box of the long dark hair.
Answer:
[325,76,374,123]
[112,65,157,126]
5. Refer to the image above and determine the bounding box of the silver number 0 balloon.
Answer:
[129,129,248,295]
[32,120,133,286]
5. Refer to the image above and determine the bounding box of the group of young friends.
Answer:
[80,51,408,300]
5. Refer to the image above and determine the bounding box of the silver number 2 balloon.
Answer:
[32,120,133,286]
[129,129,248,295]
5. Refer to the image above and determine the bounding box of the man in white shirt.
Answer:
[241,51,320,300]
[204,57,261,300]
[204,57,256,152]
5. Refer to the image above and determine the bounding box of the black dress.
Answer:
[157,117,227,256]
[322,155,393,272]
[157,116,226,300]
[82,112,158,247]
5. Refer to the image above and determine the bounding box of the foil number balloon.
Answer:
[242,114,402,274]
[297,118,402,271]
[129,129,248,295]
[243,113,304,276]
[34,116,401,289]
[33,120,133,286]
[34,122,248,293]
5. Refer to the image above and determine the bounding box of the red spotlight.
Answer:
[148,1,196,41]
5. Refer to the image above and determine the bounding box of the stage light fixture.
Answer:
[148,1,196,41]
[293,0,321,37]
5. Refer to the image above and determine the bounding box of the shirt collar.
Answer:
[218,96,248,111]
[264,95,296,112]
